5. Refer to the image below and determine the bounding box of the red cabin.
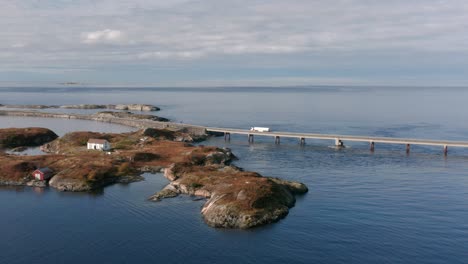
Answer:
[32,168,54,181]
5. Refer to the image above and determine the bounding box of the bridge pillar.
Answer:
[248,134,254,143]
[406,144,410,154]
[370,141,375,152]
[224,132,230,141]
[300,137,305,146]
[335,138,344,147]
[444,145,448,156]
[275,136,280,144]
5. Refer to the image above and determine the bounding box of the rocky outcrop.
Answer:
[62,104,160,111]
[0,127,58,148]
[148,185,179,201]
[48,172,143,191]
[0,110,208,137]
[0,126,308,229]
[0,104,52,109]
[49,173,93,191]
[1,130,228,192]
[149,148,308,229]
[59,104,107,109]
[92,111,169,122]
[26,180,48,187]
[0,160,37,185]
[110,104,160,111]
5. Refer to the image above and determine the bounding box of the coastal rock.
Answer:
[138,165,164,173]
[49,174,93,191]
[11,146,28,152]
[143,128,206,143]
[60,104,107,109]
[148,185,179,201]
[205,149,236,165]
[152,157,308,229]
[0,127,58,148]
[26,180,47,187]
[111,104,160,111]
[116,174,145,184]
[92,111,169,122]
[0,109,207,137]
[0,104,55,109]
[269,177,309,194]
[143,128,177,140]
[164,164,178,181]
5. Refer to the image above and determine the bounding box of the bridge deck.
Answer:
[206,128,468,148]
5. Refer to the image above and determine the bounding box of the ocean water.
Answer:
[1,86,468,264]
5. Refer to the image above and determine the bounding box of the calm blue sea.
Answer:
[1,86,468,264]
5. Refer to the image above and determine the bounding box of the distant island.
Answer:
[0,103,160,112]
[0,107,307,229]
[59,82,82,85]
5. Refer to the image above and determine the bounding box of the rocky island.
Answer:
[0,103,160,111]
[0,127,58,148]
[0,107,307,229]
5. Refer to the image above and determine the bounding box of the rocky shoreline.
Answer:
[150,163,308,228]
[0,110,308,229]
[0,109,207,137]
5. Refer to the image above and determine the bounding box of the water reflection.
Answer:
[32,187,45,194]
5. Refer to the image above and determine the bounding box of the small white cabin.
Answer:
[87,139,111,151]
[250,127,271,132]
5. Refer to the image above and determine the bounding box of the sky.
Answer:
[1,0,468,87]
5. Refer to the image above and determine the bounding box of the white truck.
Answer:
[250,127,271,132]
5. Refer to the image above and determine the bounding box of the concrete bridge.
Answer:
[206,127,468,155]
[2,109,466,156]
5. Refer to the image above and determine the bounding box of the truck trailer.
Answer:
[250,127,271,132]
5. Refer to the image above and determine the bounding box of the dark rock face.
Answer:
[143,128,177,140]
[132,152,160,162]
[142,127,208,143]
[0,128,58,148]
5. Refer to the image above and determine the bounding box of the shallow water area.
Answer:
[5,146,45,156]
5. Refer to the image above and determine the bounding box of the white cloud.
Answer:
[11,43,26,48]
[2,0,468,85]
[137,51,205,59]
[81,29,124,44]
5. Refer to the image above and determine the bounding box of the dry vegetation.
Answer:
[0,127,308,228]
[0,128,224,188]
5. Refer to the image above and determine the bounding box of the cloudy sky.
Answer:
[1,0,468,87]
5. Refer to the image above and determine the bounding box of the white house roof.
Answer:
[88,139,109,144]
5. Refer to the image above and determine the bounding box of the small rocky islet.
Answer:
[0,108,308,229]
